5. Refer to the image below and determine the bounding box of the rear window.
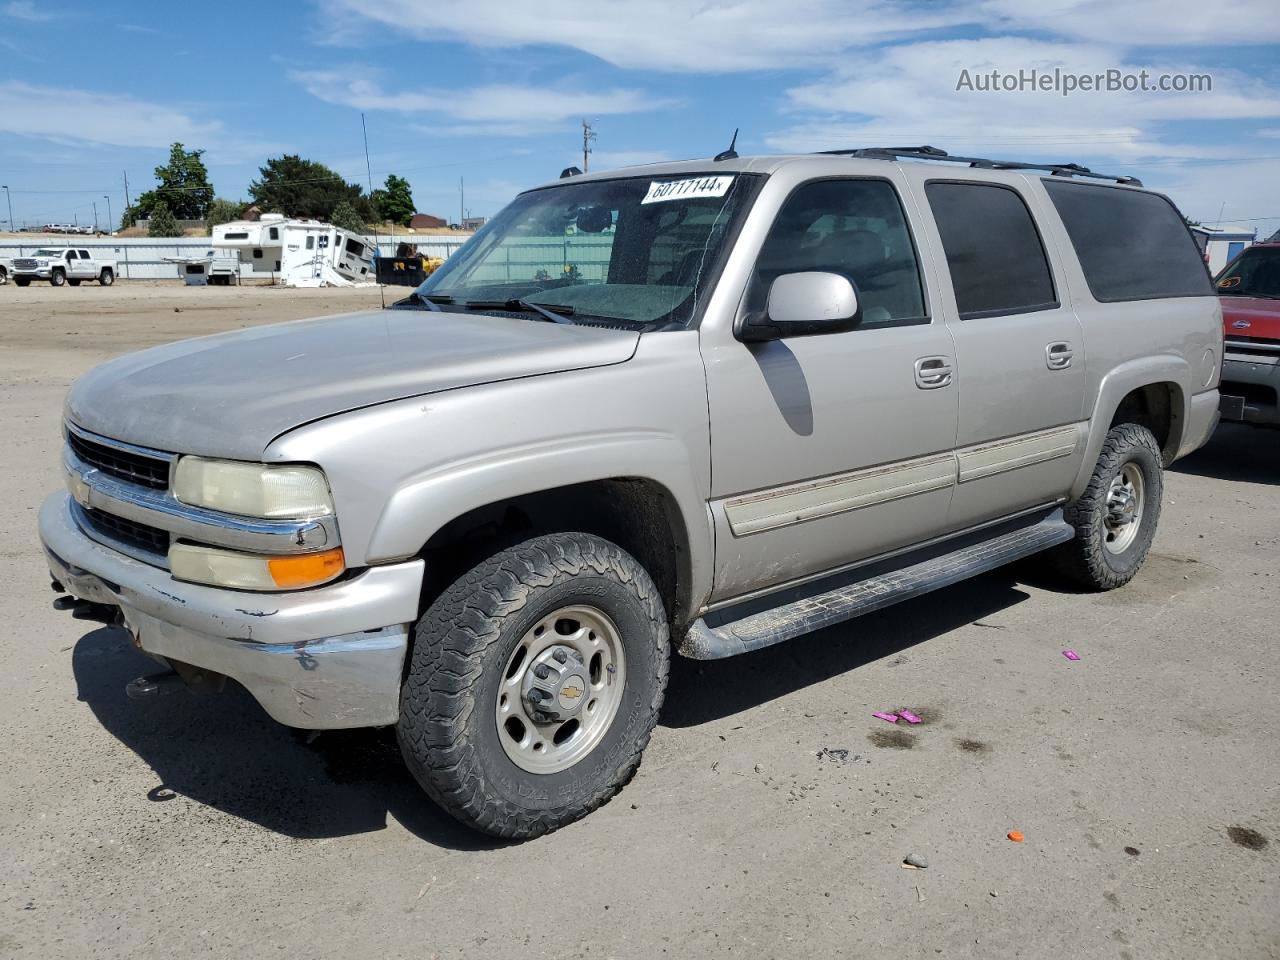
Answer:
[1043,181,1213,301]
[924,181,1057,319]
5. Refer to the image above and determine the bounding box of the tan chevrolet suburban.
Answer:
[41,146,1221,837]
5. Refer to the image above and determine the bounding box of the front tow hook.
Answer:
[52,595,121,625]
[125,672,185,700]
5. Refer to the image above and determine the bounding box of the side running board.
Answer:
[680,511,1074,660]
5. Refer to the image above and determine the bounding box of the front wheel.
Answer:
[50,269,66,287]
[1054,423,1163,590]
[397,532,670,839]
[0,268,8,285]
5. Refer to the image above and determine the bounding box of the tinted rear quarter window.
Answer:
[925,181,1057,319]
[1042,181,1213,301]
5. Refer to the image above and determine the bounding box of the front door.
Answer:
[702,174,958,604]
[906,173,1088,530]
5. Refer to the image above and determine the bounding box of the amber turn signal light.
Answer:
[267,547,346,589]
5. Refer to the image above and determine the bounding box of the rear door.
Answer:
[905,172,1088,529]
[76,249,95,278]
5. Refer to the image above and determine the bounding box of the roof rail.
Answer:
[818,145,1143,187]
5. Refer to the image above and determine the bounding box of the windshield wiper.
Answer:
[461,298,576,324]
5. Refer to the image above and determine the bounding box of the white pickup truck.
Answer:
[10,247,116,287]
[0,257,12,285]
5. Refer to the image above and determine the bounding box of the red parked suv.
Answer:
[1217,241,1280,426]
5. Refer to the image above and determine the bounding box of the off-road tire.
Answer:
[0,267,8,285]
[50,269,66,287]
[14,277,30,287]
[99,269,114,286]
[397,532,670,839]
[1054,423,1163,590]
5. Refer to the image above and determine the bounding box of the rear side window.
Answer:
[925,181,1057,319]
[1043,181,1213,301]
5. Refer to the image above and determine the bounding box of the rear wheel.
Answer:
[50,269,66,287]
[397,532,669,839]
[1054,423,1163,590]
[99,268,114,286]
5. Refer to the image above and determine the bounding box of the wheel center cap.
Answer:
[557,674,588,711]
[520,644,589,721]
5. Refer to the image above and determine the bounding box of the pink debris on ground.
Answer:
[898,710,922,724]
[1062,649,1081,661]
[872,711,899,723]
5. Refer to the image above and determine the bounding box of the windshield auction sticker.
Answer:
[641,176,735,204]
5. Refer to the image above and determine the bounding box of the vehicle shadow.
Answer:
[1170,422,1279,485]
[71,626,506,850]
[74,567,1034,845]
[662,569,1031,727]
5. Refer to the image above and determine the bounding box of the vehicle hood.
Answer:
[1220,296,1280,342]
[66,309,640,460]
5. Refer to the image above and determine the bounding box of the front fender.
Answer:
[265,332,715,610]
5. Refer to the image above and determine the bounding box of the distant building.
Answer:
[410,213,447,229]
[461,216,487,231]
[1191,223,1258,274]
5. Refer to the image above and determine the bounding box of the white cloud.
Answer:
[317,0,977,72]
[766,38,1280,162]
[977,0,1280,47]
[292,69,673,133]
[4,1,55,21]
[0,82,223,148]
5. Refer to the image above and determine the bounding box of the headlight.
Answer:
[173,457,333,518]
[169,543,345,591]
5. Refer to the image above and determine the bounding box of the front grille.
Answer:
[81,507,170,558]
[68,430,171,490]
[14,259,36,270]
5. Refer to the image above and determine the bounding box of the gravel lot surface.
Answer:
[1,282,1276,959]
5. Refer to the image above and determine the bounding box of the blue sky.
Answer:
[2,0,1278,238]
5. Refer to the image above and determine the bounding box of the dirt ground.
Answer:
[1,281,1276,959]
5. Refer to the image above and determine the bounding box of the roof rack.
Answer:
[818,145,1142,187]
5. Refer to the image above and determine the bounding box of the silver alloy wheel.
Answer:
[1103,462,1145,554]
[496,604,626,774]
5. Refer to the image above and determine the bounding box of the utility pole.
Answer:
[459,177,464,227]
[582,120,596,172]
[93,201,99,233]
[2,185,12,233]
[123,171,131,209]
[104,195,113,236]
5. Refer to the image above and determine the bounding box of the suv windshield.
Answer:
[1216,246,1280,299]
[414,173,760,329]
[31,249,64,257]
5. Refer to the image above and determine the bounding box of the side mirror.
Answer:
[739,271,862,342]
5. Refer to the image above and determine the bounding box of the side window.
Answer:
[269,227,279,240]
[78,249,90,259]
[754,179,927,327]
[66,251,77,260]
[305,236,315,250]
[925,182,1056,319]
[1042,180,1213,301]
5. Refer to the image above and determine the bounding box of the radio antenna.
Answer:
[714,128,739,162]
[361,112,386,309]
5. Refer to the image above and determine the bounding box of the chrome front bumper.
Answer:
[39,492,424,729]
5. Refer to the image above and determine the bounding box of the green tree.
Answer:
[132,143,214,221]
[371,173,415,226]
[329,199,367,234]
[147,200,183,238]
[205,198,246,232]
[248,154,375,223]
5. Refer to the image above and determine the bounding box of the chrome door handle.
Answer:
[914,356,953,389]
[1046,342,1074,370]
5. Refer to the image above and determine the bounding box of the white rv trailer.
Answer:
[210,214,376,287]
